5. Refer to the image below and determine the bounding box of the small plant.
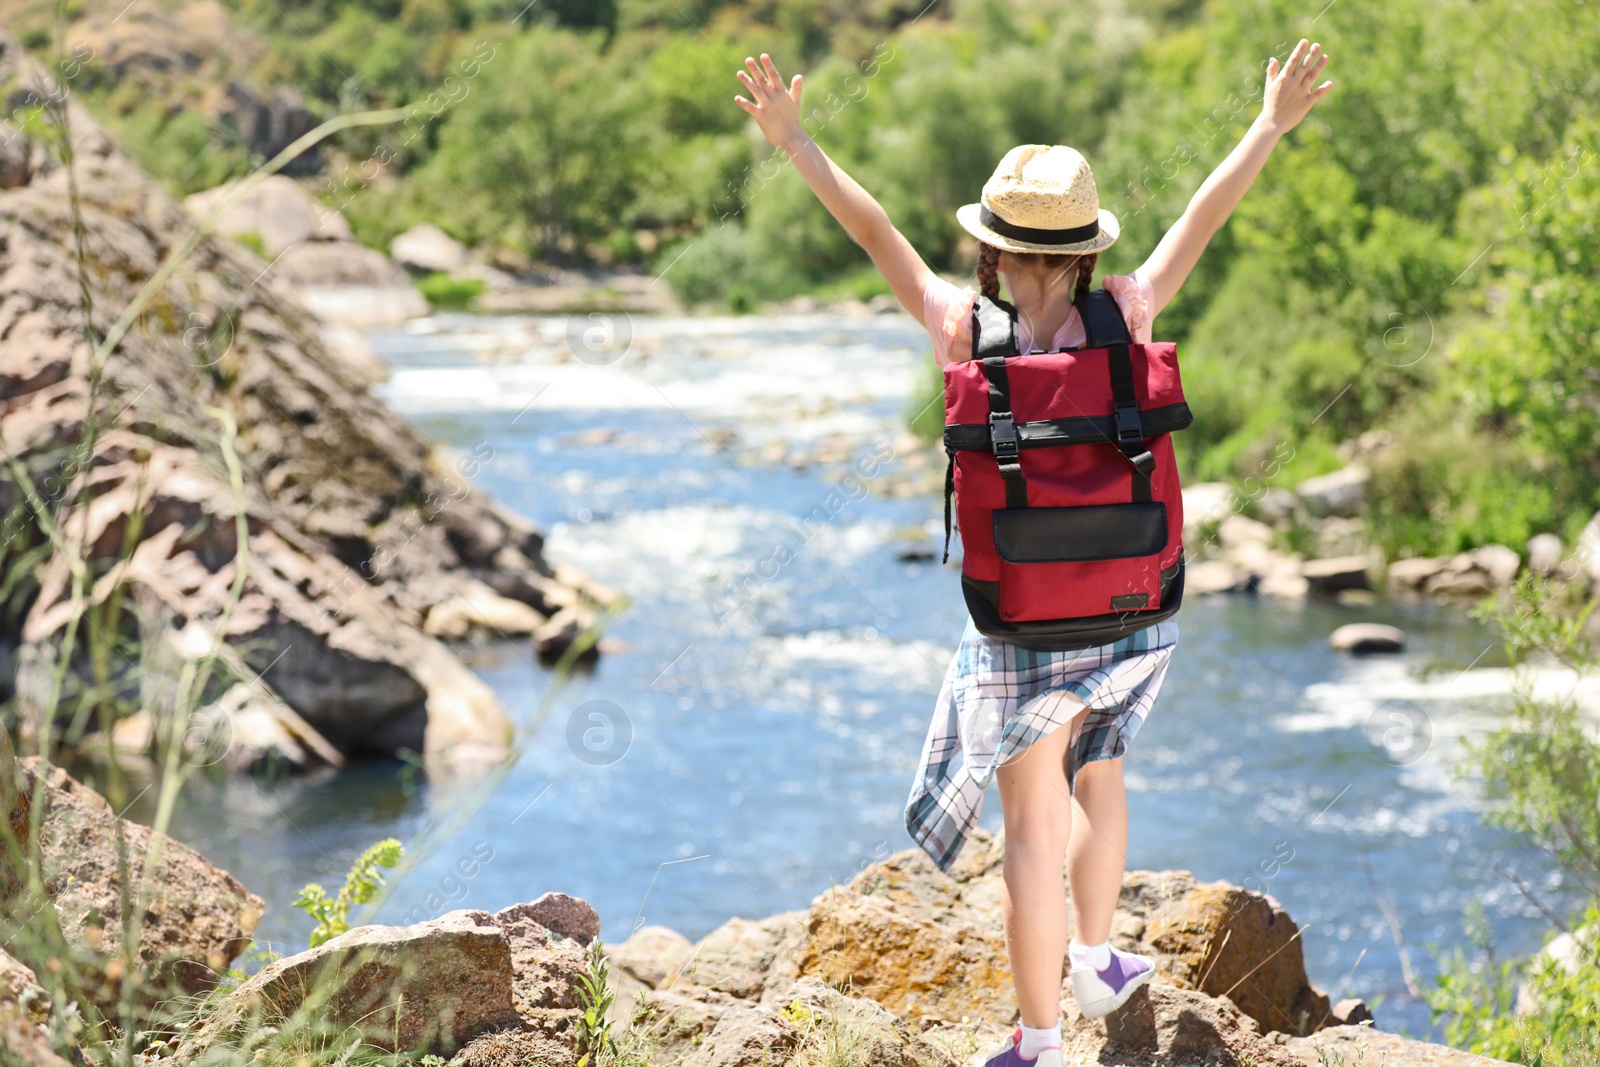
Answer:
[293,838,405,948]
[573,936,620,1067]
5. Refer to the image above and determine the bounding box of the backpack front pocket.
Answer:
[991,503,1169,622]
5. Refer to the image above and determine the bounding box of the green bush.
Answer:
[416,272,486,309]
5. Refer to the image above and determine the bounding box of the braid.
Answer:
[977,241,1001,300]
[1071,251,1098,303]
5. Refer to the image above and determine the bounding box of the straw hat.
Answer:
[956,144,1119,255]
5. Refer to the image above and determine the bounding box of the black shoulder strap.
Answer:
[1073,288,1132,349]
[972,293,1020,359]
[1075,287,1154,500]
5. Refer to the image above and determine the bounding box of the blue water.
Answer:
[124,310,1586,1041]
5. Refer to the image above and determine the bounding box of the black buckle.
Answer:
[989,412,1019,458]
[1113,402,1143,443]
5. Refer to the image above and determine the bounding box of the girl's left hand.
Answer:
[733,53,808,151]
[1260,38,1334,135]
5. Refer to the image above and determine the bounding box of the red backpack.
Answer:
[940,286,1192,651]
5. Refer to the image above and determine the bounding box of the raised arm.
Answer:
[1140,38,1334,320]
[733,53,934,328]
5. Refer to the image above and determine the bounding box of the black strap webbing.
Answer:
[1107,343,1155,503]
[1074,288,1132,348]
[982,356,1029,509]
[941,447,955,564]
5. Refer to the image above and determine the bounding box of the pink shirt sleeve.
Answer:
[1102,268,1157,344]
[923,267,1158,366]
[922,275,977,367]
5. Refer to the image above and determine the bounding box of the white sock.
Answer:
[1017,1019,1061,1058]
[1068,937,1111,971]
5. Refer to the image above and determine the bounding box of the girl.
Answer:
[734,39,1333,1059]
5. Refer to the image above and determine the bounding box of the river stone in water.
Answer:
[1301,555,1372,592]
[1330,623,1406,654]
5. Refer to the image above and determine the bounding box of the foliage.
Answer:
[293,838,406,948]
[415,272,486,309]
[573,936,620,1067]
[1424,574,1600,1061]
[60,0,1600,557]
[1429,901,1600,1066]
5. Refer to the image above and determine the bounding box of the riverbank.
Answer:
[0,737,1520,1067]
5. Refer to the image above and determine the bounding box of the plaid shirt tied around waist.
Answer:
[903,616,1180,874]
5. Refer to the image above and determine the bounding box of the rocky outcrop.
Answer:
[1176,475,1600,612]
[4,755,263,1015]
[178,893,601,1062]
[30,0,320,173]
[144,825,1516,1067]
[594,828,1516,1067]
[180,909,522,1057]
[185,175,430,327]
[0,31,616,770]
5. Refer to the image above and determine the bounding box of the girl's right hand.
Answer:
[1259,38,1333,136]
[733,53,809,152]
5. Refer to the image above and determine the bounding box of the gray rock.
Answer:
[17,757,265,1013]
[1423,554,1498,598]
[1330,623,1406,655]
[185,174,352,256]
[1301,555,1372,592]
[1103,981,1256,1060]
[1514,922,1597,1016]
[676,1001,803,1067]
[179,910,520,1058]
[1217,514,1274,550]
[1181,482,1237,545]
[1575,511,1600,584]
[1387,556,1449,591]
[1526,532,1565,577]
[392,222,472,274]
[1295,466,1370,519]
[1471,543,1521,586]
[1313,515,1369,558]
[1330,997,1375,1024]
[0,123,30,189]
[1253,486,1298,525]
[606,924,696,990]
[0,60,604,771]
[1187,559,1249,594]
[498,892,599,945]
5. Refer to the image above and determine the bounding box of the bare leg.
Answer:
[994,697,1089,1028]
[1066,753,1129,947]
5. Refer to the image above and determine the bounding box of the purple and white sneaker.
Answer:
[1068,947,1156,1019]
[969,1027,1063,1067]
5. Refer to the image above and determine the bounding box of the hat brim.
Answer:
[956,202,1119,255]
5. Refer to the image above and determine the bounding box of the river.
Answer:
[135,306,1585,1041]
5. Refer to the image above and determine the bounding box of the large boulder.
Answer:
[1101,980,1260,1063]
[179,894,601,1061]
[0,28,608,770]
[184,174,352,256]
[11,757,264,1011]
[1300,555,1372,593]
[1329,623,1406,655]
[1119,872,1331,1035]
[391,223,472,275]
[1294,467,1369,519]
[180,910,520,1058]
